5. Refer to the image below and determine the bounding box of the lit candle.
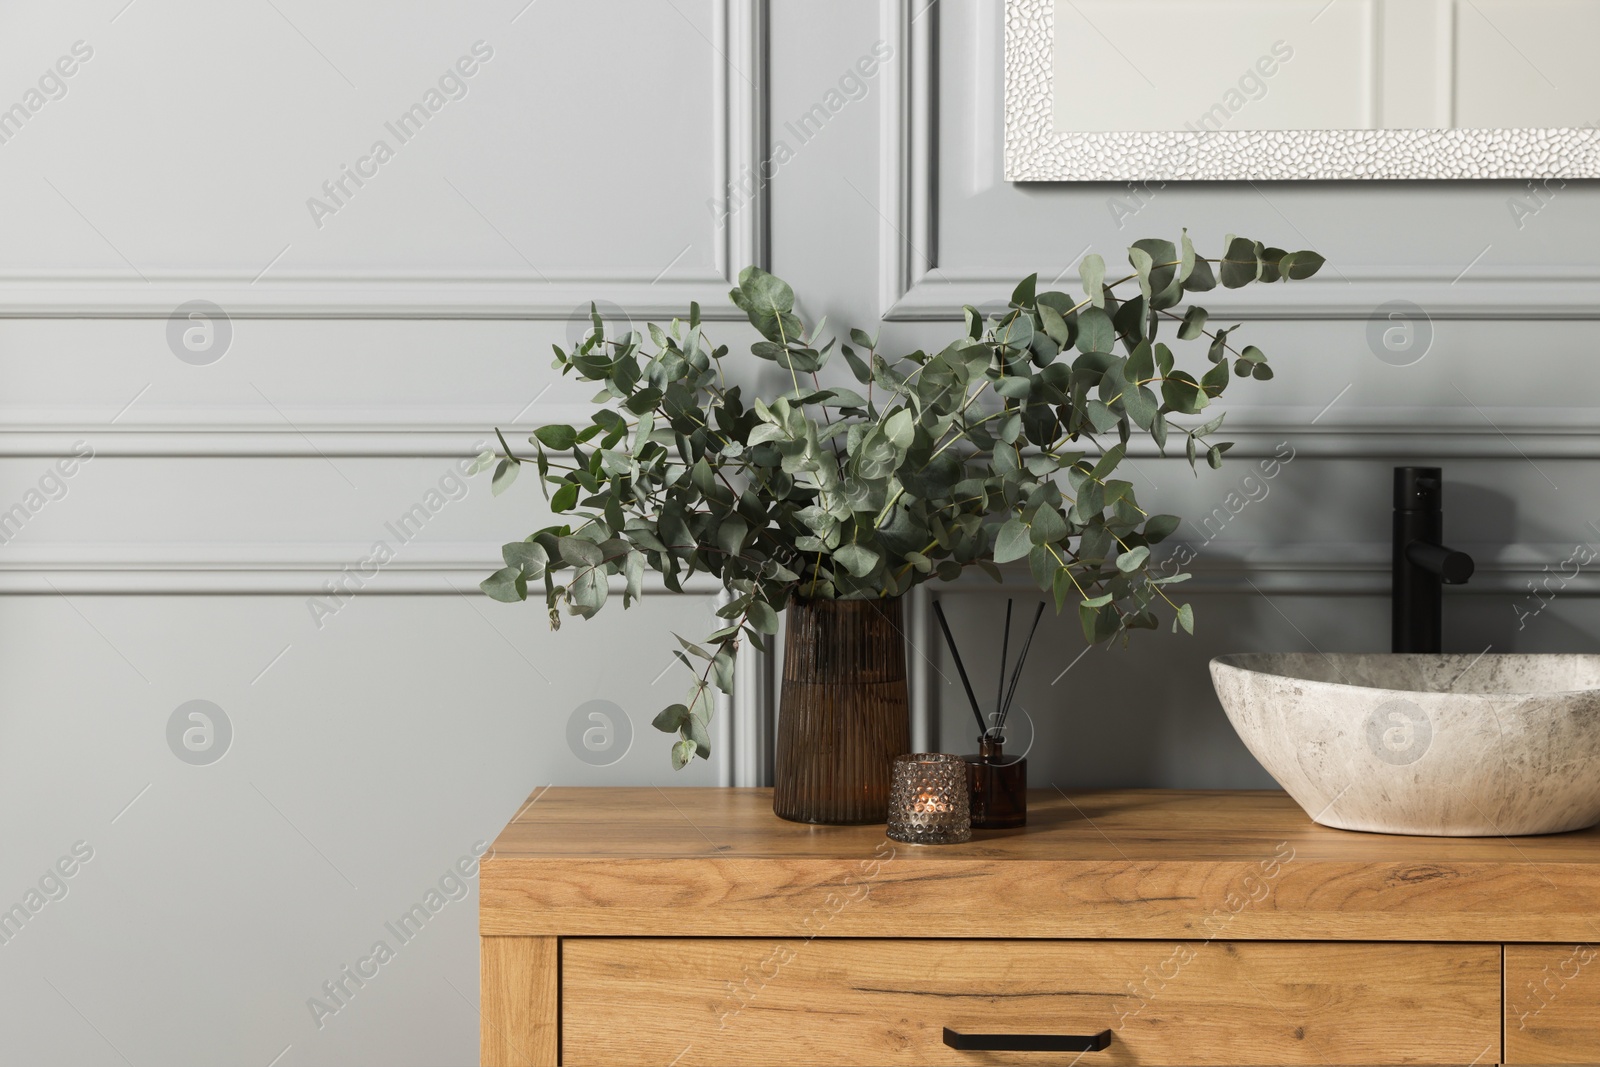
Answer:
[888,754,971,844]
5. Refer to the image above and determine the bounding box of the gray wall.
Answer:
[1,1,1596,1064]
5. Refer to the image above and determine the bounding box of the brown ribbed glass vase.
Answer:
[772,596,911,824]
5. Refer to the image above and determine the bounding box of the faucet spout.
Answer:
[1392,467,1471,653]
[1405,541,1475,585]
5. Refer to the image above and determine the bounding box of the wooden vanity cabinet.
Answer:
[481,788,1600,1066]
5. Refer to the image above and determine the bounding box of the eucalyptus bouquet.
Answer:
[477,235,1323,767]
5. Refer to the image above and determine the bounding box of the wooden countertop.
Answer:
[480,787,1600,942]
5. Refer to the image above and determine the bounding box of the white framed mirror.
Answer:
[1006,0,1600,179]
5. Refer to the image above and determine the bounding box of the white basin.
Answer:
[1211,653,1600,836]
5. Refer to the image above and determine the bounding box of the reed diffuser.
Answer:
[933,598,1041,829]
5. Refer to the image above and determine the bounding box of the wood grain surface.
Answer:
[481,788,1600,942]
[562,938,1502,1066]
[1505,942,1600,1064]
[481,935,558,1067]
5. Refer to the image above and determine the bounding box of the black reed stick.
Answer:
[993,599,1012,737]
[932,599,989,739]
[998,601,1047,731]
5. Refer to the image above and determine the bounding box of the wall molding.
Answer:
[0,272,753,321]
[0,543,730,595]
[886,266,1600,322]
[0,1,768,321]
[7,411,1600,458]
[878,0,937,318]
[918,543,1600,595]
[5,540,1588,594]
[876,1,1600,322]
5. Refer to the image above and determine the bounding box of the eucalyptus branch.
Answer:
[477,243,1324,766]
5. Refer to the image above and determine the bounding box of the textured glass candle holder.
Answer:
[886,753,972,845]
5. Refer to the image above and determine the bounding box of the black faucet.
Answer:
[1392,467,1474,653]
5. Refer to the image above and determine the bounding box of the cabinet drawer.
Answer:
[562,938,1499,1066]
[1506,944,1600,1063]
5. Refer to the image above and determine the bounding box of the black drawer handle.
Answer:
[943,1026,1112,1053]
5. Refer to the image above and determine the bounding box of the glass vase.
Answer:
[772,595,911,824]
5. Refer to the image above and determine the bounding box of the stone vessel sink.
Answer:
[1210,653,1600,836]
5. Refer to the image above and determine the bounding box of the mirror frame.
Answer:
[1004,0,1600,181]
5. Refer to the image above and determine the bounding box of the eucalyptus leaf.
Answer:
[1080,253,1106,308]
[533,424,578,450]
[1220,236,1260,289]
[833,543,880,578]
[491,458,520,496]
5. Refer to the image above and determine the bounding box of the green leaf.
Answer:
[491,458,520,496]
[1207,326,1232,364]
[624,550,645,602]
[568,563,608,619]
[733,266,802,344]
[1280,250,1326,280]
[1091,444,1125,479]
[533,424,578,450]
[688,682,715,726]
[624,389,662,415]
[839,344,872,384]
[1080,253,1105,308]
[1184,256,1217,293]
[1131,238,1179,308]
[467,450,496,475]
[676,634,713,659]
[1122,383,1159,429]
[550,482,579,513]
[653,704,689,732]
[994,375,1032,400]
[1052,567,1073,612]
[1038,302,1071,346]
[1085,399,1119,432]
[1175,602,1195,635]
[748,598,780,634]
[686,713,711,759]
[1161,371,1207,415]
[737,265,794,312]
[993,517,1032,563]
[1128,245,1153,295]
[833,543,881,578]
[717,515,749,560]
[1116,545,1150,572]
[503,541,549,577]
[1075,308,1113,355]
[1144,514,1181,543]
[1257,246,1287,284]
[480,566,527,603]
[558,536,603,568]
[671,738,697,769]
[1029,505,1068,545]
[1201,358,1230,396]
[1177,306,1208,340]
[884,408,915,450]
[1010,273,1038,307]
[1220,236,1260,289]
[1077,602,1100,642]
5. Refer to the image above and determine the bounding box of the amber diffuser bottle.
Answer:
[964,733,1027,829]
